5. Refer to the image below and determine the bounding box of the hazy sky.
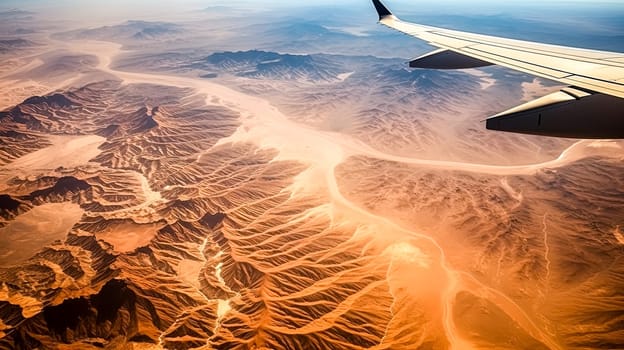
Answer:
[5,0,624,13]
[2,0,623,29]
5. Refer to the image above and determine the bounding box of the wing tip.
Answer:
[372,0,394,20]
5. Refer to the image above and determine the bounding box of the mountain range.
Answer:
[54,20,183,42]
[198,50,349,82]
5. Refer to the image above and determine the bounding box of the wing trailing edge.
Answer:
[486,88,624,138]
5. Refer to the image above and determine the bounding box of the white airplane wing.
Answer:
[372,0,624,138]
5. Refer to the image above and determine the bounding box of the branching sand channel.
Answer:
[79,40,624,350]
[2,39,621,349]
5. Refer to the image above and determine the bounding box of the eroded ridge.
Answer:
[0,81,242,347]
[0,79,432,349]
[337,155,624,349]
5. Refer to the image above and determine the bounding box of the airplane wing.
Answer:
[371,0,624,138]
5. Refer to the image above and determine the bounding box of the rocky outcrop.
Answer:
[22,94,75,108]
[27,176,92,204]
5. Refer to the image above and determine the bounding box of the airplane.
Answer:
[371,0,624,138]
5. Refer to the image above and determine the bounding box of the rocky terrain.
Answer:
[0,78,401,349]
[0,39,37,54]
[336,153,624,349]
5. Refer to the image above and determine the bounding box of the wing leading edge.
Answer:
[371,0,624,138]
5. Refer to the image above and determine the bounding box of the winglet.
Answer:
[372,0,394,20]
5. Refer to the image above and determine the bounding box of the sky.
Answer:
[2,0,623,43]
[4,0,624,15]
